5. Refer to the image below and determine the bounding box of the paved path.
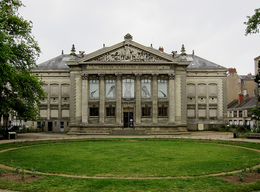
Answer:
[0,131,259,144]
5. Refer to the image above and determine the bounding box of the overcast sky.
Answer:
[19,0,259,75]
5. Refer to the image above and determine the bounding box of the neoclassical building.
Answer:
[33,34,227,134]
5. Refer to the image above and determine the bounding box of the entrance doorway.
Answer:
[123,109,134,128]
[48,122,53,131]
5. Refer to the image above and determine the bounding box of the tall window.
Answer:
[142,108,151,116]
[158,107,167,117]
[158,79,167,98]
[234,111,237,117]
[122,79,135,98]
[89,79,99,99]
[106,79,115,98]
[141,79,151,98]
[60,122,64,129]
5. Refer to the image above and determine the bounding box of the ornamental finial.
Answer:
[70,44,76,55]
[180,44,186,55]
[124,33,133,40]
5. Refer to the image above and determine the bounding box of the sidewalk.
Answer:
[1,131,260,144]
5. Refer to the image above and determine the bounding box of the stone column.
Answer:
[47,83,50,120]
[99,73,105,124]
[75,72,82,126]
[81,73,89,124]
[58,83,61,119]
[168,73,175,124]
[152,73,158,124]
[135,73,142,124]
[115,73,122,124]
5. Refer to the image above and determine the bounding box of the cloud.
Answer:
[20,0,260,75]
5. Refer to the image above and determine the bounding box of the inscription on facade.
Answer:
[86,65,169,70]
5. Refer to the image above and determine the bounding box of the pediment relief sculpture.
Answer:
[89,45,169,62]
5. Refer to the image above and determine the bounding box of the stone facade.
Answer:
[32,34,227,134]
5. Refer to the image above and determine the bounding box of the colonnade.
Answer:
[75,72,176,126]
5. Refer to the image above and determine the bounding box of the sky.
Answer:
[19,0,259,75]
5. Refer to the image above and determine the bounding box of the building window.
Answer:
[243,89,247,95]
[239,110,242,117]
[106,108,115,116]
[106,79,115,98]
[243,80,246,84]
[234,111,237,117]
[229,120,233,125]
[60,122,64,129]
[37,122,41,129]
[209,107,217,118]
[89,79,99,98]
[158,107,167,117]
[142,108,151,116]
[248,110,252,117]
[238,79,241,83]
[158,79,167,98]
[122,79,135,98]
[141,79,151,98]
[90,108,99,116]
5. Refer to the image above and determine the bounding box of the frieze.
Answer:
[85,64,170,70]
[88,45,169,62]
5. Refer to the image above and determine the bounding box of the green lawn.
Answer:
[1,139,260,192]
[0,140,259,177]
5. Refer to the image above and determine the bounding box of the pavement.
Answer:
[1,131,260,144]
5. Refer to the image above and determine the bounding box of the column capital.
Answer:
[152,73,159,80]
[135,73,142,80]
[98,73,105,80]
[115,73,122,80]
[81,73,89,80]
[168,73,175,80]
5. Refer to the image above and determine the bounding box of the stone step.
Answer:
[110,128,146,135]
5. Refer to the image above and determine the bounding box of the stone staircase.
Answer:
[110,128,146,135]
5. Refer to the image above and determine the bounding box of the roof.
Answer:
[34,54,70,70]
[240,75,255,80]
[34,40,226,71]
[187,54,226,70]
[227,97,256,110]
[35,53,226,71]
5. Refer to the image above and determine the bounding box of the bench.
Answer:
[247,133,260,139]
[8,132,17,140]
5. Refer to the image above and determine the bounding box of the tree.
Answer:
[249,107,260,130]
[244,8,260,35]
[0,0,45,122]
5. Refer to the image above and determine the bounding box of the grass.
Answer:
[0,140,260,177]
[1,173,260,192]
[1,139,260,191]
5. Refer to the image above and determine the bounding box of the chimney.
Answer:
[248,73,252,76]
[159,46,164,52]
[238,94,244,104]
[228,68,237,74]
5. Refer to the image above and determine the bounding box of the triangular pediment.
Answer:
[79,41,177,63]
